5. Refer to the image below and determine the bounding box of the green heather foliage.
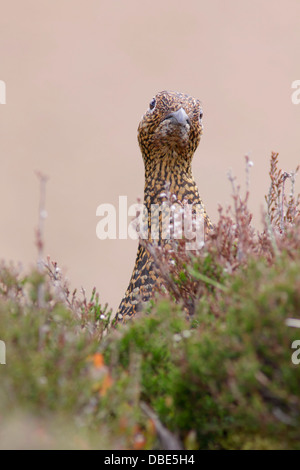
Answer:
[0,153,300,449]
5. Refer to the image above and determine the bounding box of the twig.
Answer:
[35,171,48,307]
[140,402,183,450]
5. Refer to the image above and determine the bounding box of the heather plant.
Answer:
[0,261,157,449]
[0,154,300,449]
[106,152,300,449]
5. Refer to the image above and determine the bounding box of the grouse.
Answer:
[115,91,212,322]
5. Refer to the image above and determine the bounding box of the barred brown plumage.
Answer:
[115,91,212,322]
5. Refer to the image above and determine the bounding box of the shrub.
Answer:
[0,153,300,449]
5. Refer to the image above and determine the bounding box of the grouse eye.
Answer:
[149,98,156,110]
[199,110,203,120]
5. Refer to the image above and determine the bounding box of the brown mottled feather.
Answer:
[115,91,212,322]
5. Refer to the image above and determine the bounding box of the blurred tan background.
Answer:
[0,0,299,313]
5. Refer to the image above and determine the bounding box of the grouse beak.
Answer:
[163,107,190,126]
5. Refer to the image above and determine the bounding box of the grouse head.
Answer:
[137,90,203,168]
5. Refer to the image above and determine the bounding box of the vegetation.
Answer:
[0,153,300,449]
